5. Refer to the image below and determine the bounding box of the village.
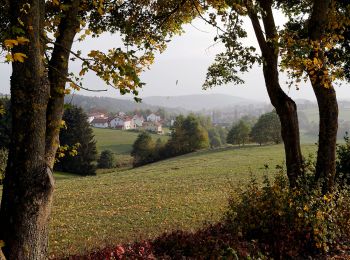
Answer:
[88,112,165,134]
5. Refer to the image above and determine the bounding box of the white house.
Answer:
[147,113,161,122]
[132,115,144,128]
[143,121,163,134]
[109,116,134,130]
[87,112,107,123]
[91,118,109,128]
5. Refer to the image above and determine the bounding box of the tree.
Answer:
[0,98,11,149]
[206,0,350,191]
[279,0,350,191]
[196,115,224,148]
[55,106,97,175]
[251,111,282,145]
[208,128,222,148]
[203,0,304,187]
[227,120,251,146]
[168,114,209,154]
[217,126,228,145]
[98,150,115,169]
[0,1,197,257]
[131,132,156,166]
[0,149,8,184]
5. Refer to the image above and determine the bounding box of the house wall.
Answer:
[92,122,108,128]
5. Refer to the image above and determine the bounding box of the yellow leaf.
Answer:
[16,36,29,45]
[0,105,4,115]
[4,39,18,48]
[13,53,28,62]
[97,7,104,15]
[52,0,60,5]
[5,53,13,62]
[69,82,80,91]
[0,240,5,248]
[17,18,24,26]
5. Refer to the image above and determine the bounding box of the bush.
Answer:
[225,172,350,258]
[336,132,350,184]
[0,148,8,184]
[98,150,115,169]
[131,132,156,166]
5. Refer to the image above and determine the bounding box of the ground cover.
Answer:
[49,144,316,257]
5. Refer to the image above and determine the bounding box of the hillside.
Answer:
[64,94,186,114]
[143,94,265,111]
[48,144,316,257]
[64,93,266,113]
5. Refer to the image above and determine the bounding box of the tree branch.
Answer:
[156,0,189,29]
[246,1,268,54]
[47,62,107,92]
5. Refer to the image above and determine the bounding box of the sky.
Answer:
[1,17,350,102]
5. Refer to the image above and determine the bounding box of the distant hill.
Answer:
[64,94,186,114]
[64,94,264,113]
[142,94,265,111]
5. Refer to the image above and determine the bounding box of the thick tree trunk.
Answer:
[0,0,54,259]
[308,0,338,191]
[312,82,338,191]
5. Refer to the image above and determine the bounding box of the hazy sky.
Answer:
[1,17,349,102]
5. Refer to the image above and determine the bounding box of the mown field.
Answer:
[49,144,316,258]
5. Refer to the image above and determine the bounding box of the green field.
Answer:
[93,128,169,154]
[49,144,316,258]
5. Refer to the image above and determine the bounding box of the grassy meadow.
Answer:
[93,127,169,154]
[49,144,316,258]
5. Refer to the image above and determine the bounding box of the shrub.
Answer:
[98,150,115,169]
[0,148,8,184]
[131,132,156,166]
[225,172,350,258]
[336,132,350,184]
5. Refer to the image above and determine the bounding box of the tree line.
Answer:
[227,111,282,146]
[0,0,349,258]
[131,114,227,166]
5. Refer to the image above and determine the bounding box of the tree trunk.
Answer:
[262,61,303,188]
[312,82,338,191]
[308,0,338,191]
[248,0,304,187]
[0,0,54,259]
[46,0,81,168]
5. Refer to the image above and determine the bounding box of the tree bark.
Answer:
[262,62,303,188]
[0,0,54,259]
[46,0,81,168]
[308,0,338,191]
[312,82,338,191]
[248,0,304,187]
